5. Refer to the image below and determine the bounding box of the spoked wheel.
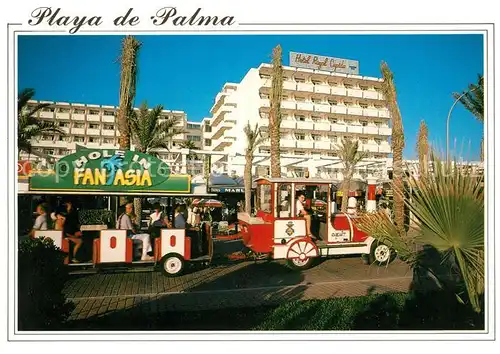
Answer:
[369,241,396,266]
[285,238,319,270]
[160,253,185,277]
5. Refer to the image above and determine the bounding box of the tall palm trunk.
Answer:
[269,45,283,178]
[381,62,405,235]
[117,36,141,214]
[244,153,253,214]
[417,120,429,178]
[340,172,353,212]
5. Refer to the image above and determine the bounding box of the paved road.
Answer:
[63,255,412,322]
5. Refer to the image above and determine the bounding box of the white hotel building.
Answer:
[21,101,204,175]
[202,57,393,181]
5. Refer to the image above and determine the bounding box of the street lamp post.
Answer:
[446,86,478,165]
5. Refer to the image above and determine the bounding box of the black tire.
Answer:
[286,256,315,270]
[160,253,185,277]
[368,241,396,266]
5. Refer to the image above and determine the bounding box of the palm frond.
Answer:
[452,75,484,123]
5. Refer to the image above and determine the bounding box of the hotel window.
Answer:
[104,124,114,130]
[44,149,54,155]
[103,138,114,144]
[360,103,368,109]
[311,79,323,85]
[359,85,369,91]
[295,151,306,156]
[328,99,338,106]
[204,139,212,147]
[311,97,322,104]
[73,123,84,129]
[361,121,368,126]
[260,112,269,119]
[58,136,68,142]
[74,136,84,142]
[187,135,201,141]
[58,121,69,127]
[42,107,55,112]
[311,115,321,122]
[361,138,368,144]
[259,73,271,79]
[328,80,339,87]
[187,123,200,130]
[295,133,305,140]
[103,111,114,116]
[374,104,383,109]
[375,138,382,145]
[344,101,353,106]
[88,123,100,129]
[294,77,305,83]
[260,93,269,99]
[59,108,70,113]
[204,124,212,133]
[312,134,321,141]
[60,150,70,155]
[259,148,270,154]
[88,137,99,143]
[41,135,53,141]
[328,152,338,157]
[295,115,306,121]
[328,117,338,124]
[294,96,306,102]
[282,95,289,100]
[73,109,86,114]
[330,136,338,143]
[344,83,353,89]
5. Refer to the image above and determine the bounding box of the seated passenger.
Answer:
[63,200,83,263]
[173,205,186,229]
[30,203,48,238]
[296,193,313,238]
[117,203,153,261]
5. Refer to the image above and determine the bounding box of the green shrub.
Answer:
[18,237,74,330]
[79,209,114,226]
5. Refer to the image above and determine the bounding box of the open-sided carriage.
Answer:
[237,177,396,270]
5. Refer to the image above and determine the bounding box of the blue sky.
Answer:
[18,34,484,160]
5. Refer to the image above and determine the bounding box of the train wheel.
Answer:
[369,241,396,266]
[285,239,318,270]
[160,253,185,277]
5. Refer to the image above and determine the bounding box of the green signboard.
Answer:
[30,149,190,193]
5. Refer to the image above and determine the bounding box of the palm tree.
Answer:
[179,140,198,160]
[335,138,367,212]
[417,120,429,178]
[453,75,484,161]
[129,102,184,156]
[355,153,484,313]
[243,122,267,214]
[381,61,406,235]
[117,36,141,150]
[269,44,284,178]
[18,88,64,160]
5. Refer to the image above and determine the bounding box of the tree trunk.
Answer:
[244,154,253,214]
[269,45,283,178]
[133,197,143,230]
[480,137,484,162]
[340,170,352,212]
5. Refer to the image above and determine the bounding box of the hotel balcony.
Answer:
[102,130,115,137]
[34,140,57,147]
[296,140,314,149]
[259,118,269,128]
[102,115,115,123]
[283,81,297,91]
[296,121,310,130]
[363,108,379,118]
[347,107,363,116]
[260,99,271,108]
[378,110,390,118]
[56,112,70,120]
[331,106,347,115]
[281,120,296,129]
[296,102,314,112]
[379,145,392,153]
[314,84,331,94]
[314,141,331,150]
[314,122,330,131]
[363,126,379,135]
[87,113,101,122]
[260,79,272,88]
[347,125,363,134]
[314,103,331,113]
[280,140,297,148]
[379,127,392,136]
[347,89,363,98]
[361,144,379,153]
[297,82,314,93]
[281,101,297,110]
[331,87,347,96]
[331,124,347,133]
[363,91,380,100]
[71,113,85,121]
[86,128,101,136]
[71,128,85,135]
[39,111,55,119]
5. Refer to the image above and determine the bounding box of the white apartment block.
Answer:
[22,100,204,175]
[203,60,393,181]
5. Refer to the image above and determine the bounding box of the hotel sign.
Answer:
[289,52,359,75]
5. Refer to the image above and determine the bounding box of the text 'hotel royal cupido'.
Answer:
[202,51,393,182]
